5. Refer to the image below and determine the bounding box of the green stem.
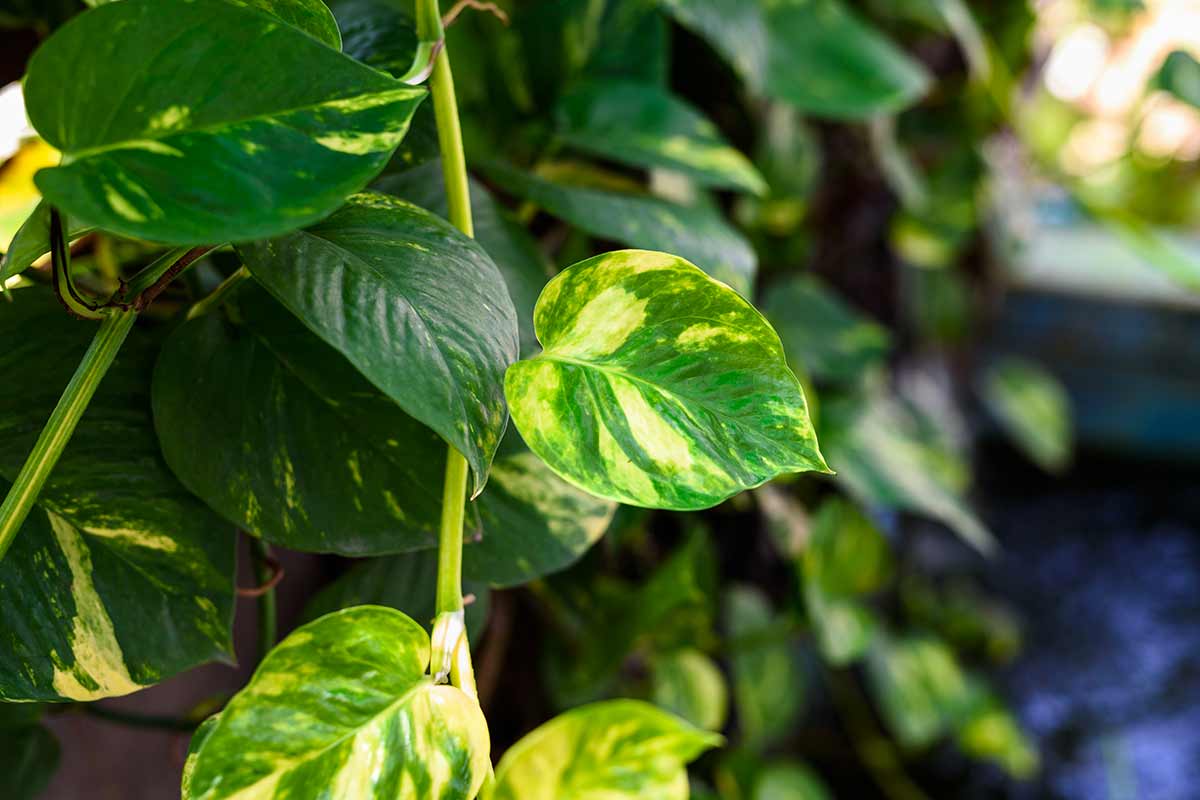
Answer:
[418,0,478,688]
[250,538,278,659]
[123,246,194,297]
[0,308,136,562]
[188,265,251,320]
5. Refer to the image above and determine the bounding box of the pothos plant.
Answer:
[0,0,1060,797]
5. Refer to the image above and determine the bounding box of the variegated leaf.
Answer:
[0,288,236,702]
[488,699,721,800]
[23,0,424,244]
[184,606,491,800]
[239,193,519,495]
[153,281,458,555]
[82,0,342,47]
[505,249,828,511]
[556,80,765,195]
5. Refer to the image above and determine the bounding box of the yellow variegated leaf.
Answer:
[184,606,490,800]
[489,699,721,800]
[505,249,829,511]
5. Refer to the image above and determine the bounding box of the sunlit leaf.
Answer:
[980,357,1073,473]
[485,161,758,294]
[23,0,424,244]
[556,80,765,194]
[659,0,930,118]
[651,649,729,732]
[239,192,519,495]
[184,606,491,800]
[506,249,827,510]
[489,699,722,800]
[0,289,236,702]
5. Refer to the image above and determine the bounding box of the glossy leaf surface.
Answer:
[506,249,827,510]
[153,282,455,555]
[557,80,765,194]
[489,699,721,800]
[980,357,1072,473]
[651,649,729,732]
[24,0,424,244]
[660,0,930,119]
[184,606,490,800]
[239,193,519,495]
[0,289,235,701]
[485,161,757,293]
[376,162,551,357]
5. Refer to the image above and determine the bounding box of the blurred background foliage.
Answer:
[3,0,1200,798]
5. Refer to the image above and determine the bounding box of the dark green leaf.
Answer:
[153,282,455,555]
[763,275,891,384]
[505,249,827,510]
[556,80,766,194]
[660,0,930,119]
[484,161,758,294]
[24,0,425,244]
[330,0,418,75]
[235,0,342,49]
[301,551,491,643]
[489,699,722,800]
[0,288,236,701]
[238,192,519,495]
[183,606,491,800]
[375,162,551,357]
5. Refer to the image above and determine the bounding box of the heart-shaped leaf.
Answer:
[23,0,425,244]
[556,80,766,194]
[505,249,827,510]
[489,699,721,800]
[183,606,491,800]
[484,161,758,294]
[0,289,236,702]
[153,282,457,555]
[660,0,930,119]
[239,192,519,494]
